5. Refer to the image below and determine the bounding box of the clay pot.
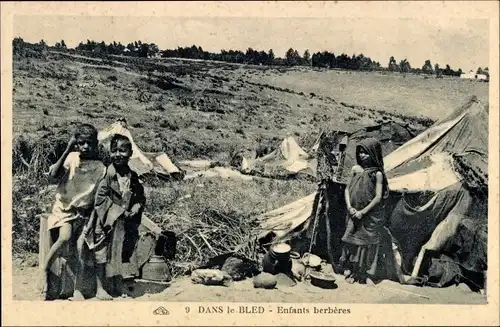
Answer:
[141,255,171,282]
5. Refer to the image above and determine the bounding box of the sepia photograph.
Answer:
[2,1,499,326]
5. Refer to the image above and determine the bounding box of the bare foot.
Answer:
[343,270,352,277]
[41,284,50,301]
[346,276,355,284]
[96,288,113,300]
[405,276,424,286]
[366,277,376,286]
[70,290,85,301]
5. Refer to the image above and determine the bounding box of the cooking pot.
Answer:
[270,243,291,261]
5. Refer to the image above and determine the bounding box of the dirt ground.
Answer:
[12,264,486,304]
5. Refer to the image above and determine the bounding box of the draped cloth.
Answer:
[47,152,106,230]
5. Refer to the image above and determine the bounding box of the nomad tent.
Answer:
[236,121,418,181]
[257,120,421,244]
[238,136,317,180]
[256,96,488,288]
[98,120,184,180]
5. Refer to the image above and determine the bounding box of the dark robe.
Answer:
[340,138,389,277]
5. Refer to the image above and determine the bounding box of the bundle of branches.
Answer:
[13,133,69,179]
[148,209,260,278]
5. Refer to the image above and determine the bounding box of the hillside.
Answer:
[13,51,471,165]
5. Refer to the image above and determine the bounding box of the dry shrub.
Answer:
[12,133,69,178]
[145,177,316,276]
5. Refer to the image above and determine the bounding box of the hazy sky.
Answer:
[14,15,489,71]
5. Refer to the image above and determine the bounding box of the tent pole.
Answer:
[308,183,324,255]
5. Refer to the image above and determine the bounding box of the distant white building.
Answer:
[460,70,476,79]
[460,70,489,81]
[476,73,488,81]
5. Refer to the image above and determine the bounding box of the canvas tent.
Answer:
[257,119,422,242]
[256,96,488,287]
[98,120,184,180]
[238,136,317,179]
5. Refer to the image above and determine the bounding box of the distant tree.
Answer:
[442,64,456,76]
[311,51,336,68]
[138,43,149,57]
[12,37,25,55]
[268,49,274,58]
[336,53,350,69]
[149,43,160,57]
[357,54,373,71]
[95,41,107,54]
[285,48,301,66]
[60,40,67,49]
[302,49,311,66]
[311,52,322,67]
[388,56,398,71]
[399,59,411,73]
[422,59,433,74]
[434,63,441,76]
[268,49,275,61]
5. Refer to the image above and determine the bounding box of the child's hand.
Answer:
[348,207,357,216]
[354,211,363,219]
[68,134,77,149]
[82,224,90,236]
[130,204,141,216]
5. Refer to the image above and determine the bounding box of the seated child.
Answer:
[84,134,145,300]
[43,123,106,300]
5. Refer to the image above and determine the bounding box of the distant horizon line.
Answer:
[14,35,488,72]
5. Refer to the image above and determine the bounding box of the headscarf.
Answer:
[356,138,389,198]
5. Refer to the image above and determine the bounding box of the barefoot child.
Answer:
[84,134,145,300]
[340,138,389,284]
[43,124,106,300]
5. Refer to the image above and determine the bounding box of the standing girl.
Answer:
[43,124,107,300]
[84,134,145,300]
[340,138,389,284]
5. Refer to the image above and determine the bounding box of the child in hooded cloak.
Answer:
[340,137,390,284]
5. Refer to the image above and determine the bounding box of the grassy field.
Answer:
[234,67,489,119]
[11,51,489,273]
